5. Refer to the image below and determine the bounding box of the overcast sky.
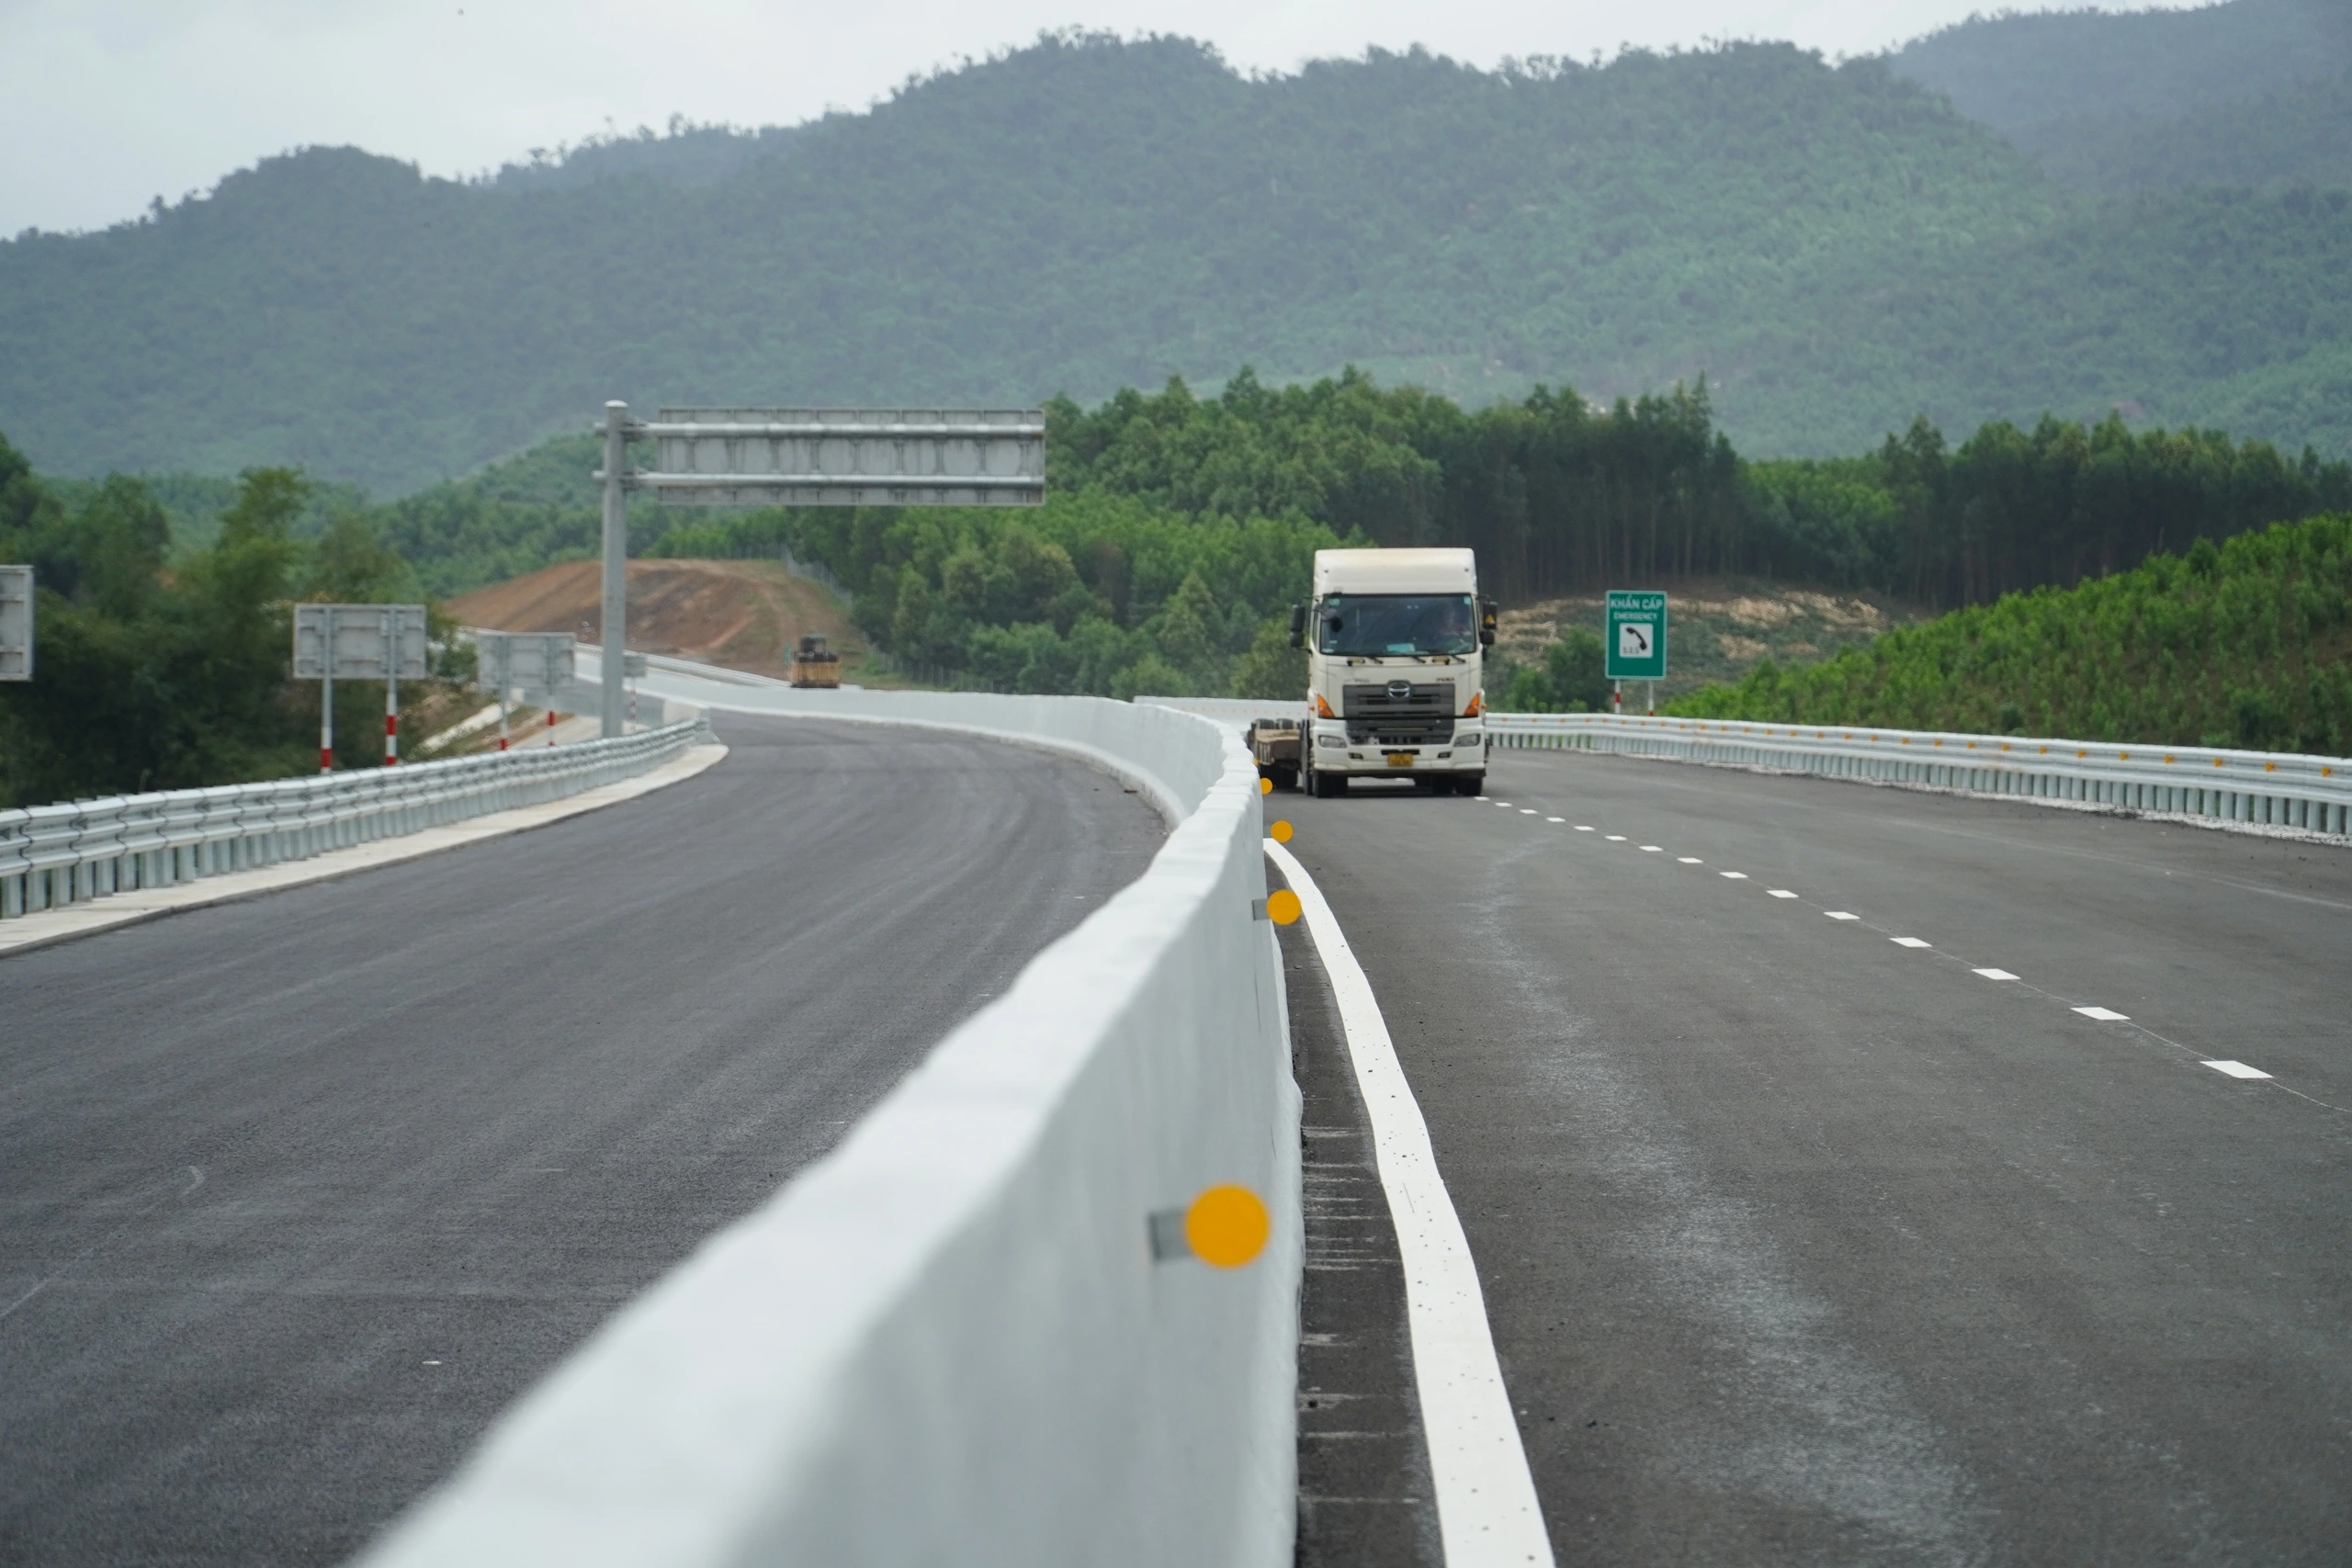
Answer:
[1,0,2189,237]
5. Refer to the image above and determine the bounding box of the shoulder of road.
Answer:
[0,742,728,960]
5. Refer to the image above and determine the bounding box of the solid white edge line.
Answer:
[1264,840,1555,1568]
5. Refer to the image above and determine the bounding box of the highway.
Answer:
[0,716,1162,1566]
[1280,747,2352,1565]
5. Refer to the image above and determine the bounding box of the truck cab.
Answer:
[1289,547,1495,796]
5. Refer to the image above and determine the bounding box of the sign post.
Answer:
[295,604,427,771]
[600,402,629,743]
[591,402,1046,732]
[469,630,575,750]
[0,565,31,682]
[1604,591,1668,715]
[623,649,648,728]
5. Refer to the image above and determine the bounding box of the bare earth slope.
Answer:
[448,560,870,683]
[1498,580,1928,702]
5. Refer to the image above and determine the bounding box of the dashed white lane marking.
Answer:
[1494,801,1514,808]
[1521,808,1539,816]
[1495,801,2349,1116]
[1640,844,1662,852]
[1266,840,1556,1567]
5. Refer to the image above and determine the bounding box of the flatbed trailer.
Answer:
[1246,718,1304,792]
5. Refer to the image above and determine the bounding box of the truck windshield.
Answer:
[1317,594,1477,657]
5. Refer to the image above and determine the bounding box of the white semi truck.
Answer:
[1285,547,1496,796]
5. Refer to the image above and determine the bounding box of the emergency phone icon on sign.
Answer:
[1618,623,1651,659]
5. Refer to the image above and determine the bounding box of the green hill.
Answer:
[1890,0,2348,132]
[7,30,2352,495]
[2016,67,2352,194]
[1668,512,2352,753]
[1891,0,2352,193]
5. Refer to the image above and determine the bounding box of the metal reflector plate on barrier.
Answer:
[645,407,1045,507]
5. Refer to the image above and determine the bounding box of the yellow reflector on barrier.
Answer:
[1186,1185,1271,1269]
[1269,819,1294,843]
[1259,776,1272,795]
[1265,888,1302,925]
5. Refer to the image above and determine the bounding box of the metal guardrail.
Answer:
[0,717,711,920]
[1487,711,2352,837]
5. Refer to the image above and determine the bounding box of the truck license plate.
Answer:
[1386,751,1416,767]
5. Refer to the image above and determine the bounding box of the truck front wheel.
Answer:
[1455,773,1486,796]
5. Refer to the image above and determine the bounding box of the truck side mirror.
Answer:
[1478,597,1498,648]
[1288,603,1307,649]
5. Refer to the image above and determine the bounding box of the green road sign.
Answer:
[1604,591,1668,681]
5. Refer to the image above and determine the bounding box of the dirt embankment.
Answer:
[1498,580,1929,696]
[447,559,872,682]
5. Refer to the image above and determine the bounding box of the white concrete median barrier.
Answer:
[360,676,1301,1568]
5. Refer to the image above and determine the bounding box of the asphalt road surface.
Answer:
[0,716,1161,1566]
[1279,749,2352,1566]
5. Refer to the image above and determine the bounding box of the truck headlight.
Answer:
[1316,733,1344,749]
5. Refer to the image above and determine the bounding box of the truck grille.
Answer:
[1342,680,1456,744]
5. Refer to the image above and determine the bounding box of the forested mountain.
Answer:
[2015,66,2352,193]
[6,28,2351,496]
[1892,0,2348,131]
[1892,0,2352,192]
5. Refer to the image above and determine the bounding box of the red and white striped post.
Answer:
[319,605,336,773]
[383,607,401,765]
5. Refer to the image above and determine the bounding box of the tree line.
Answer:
[0,433,439,808]
[1048,369,2350,610]
[622,367,2351,705]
